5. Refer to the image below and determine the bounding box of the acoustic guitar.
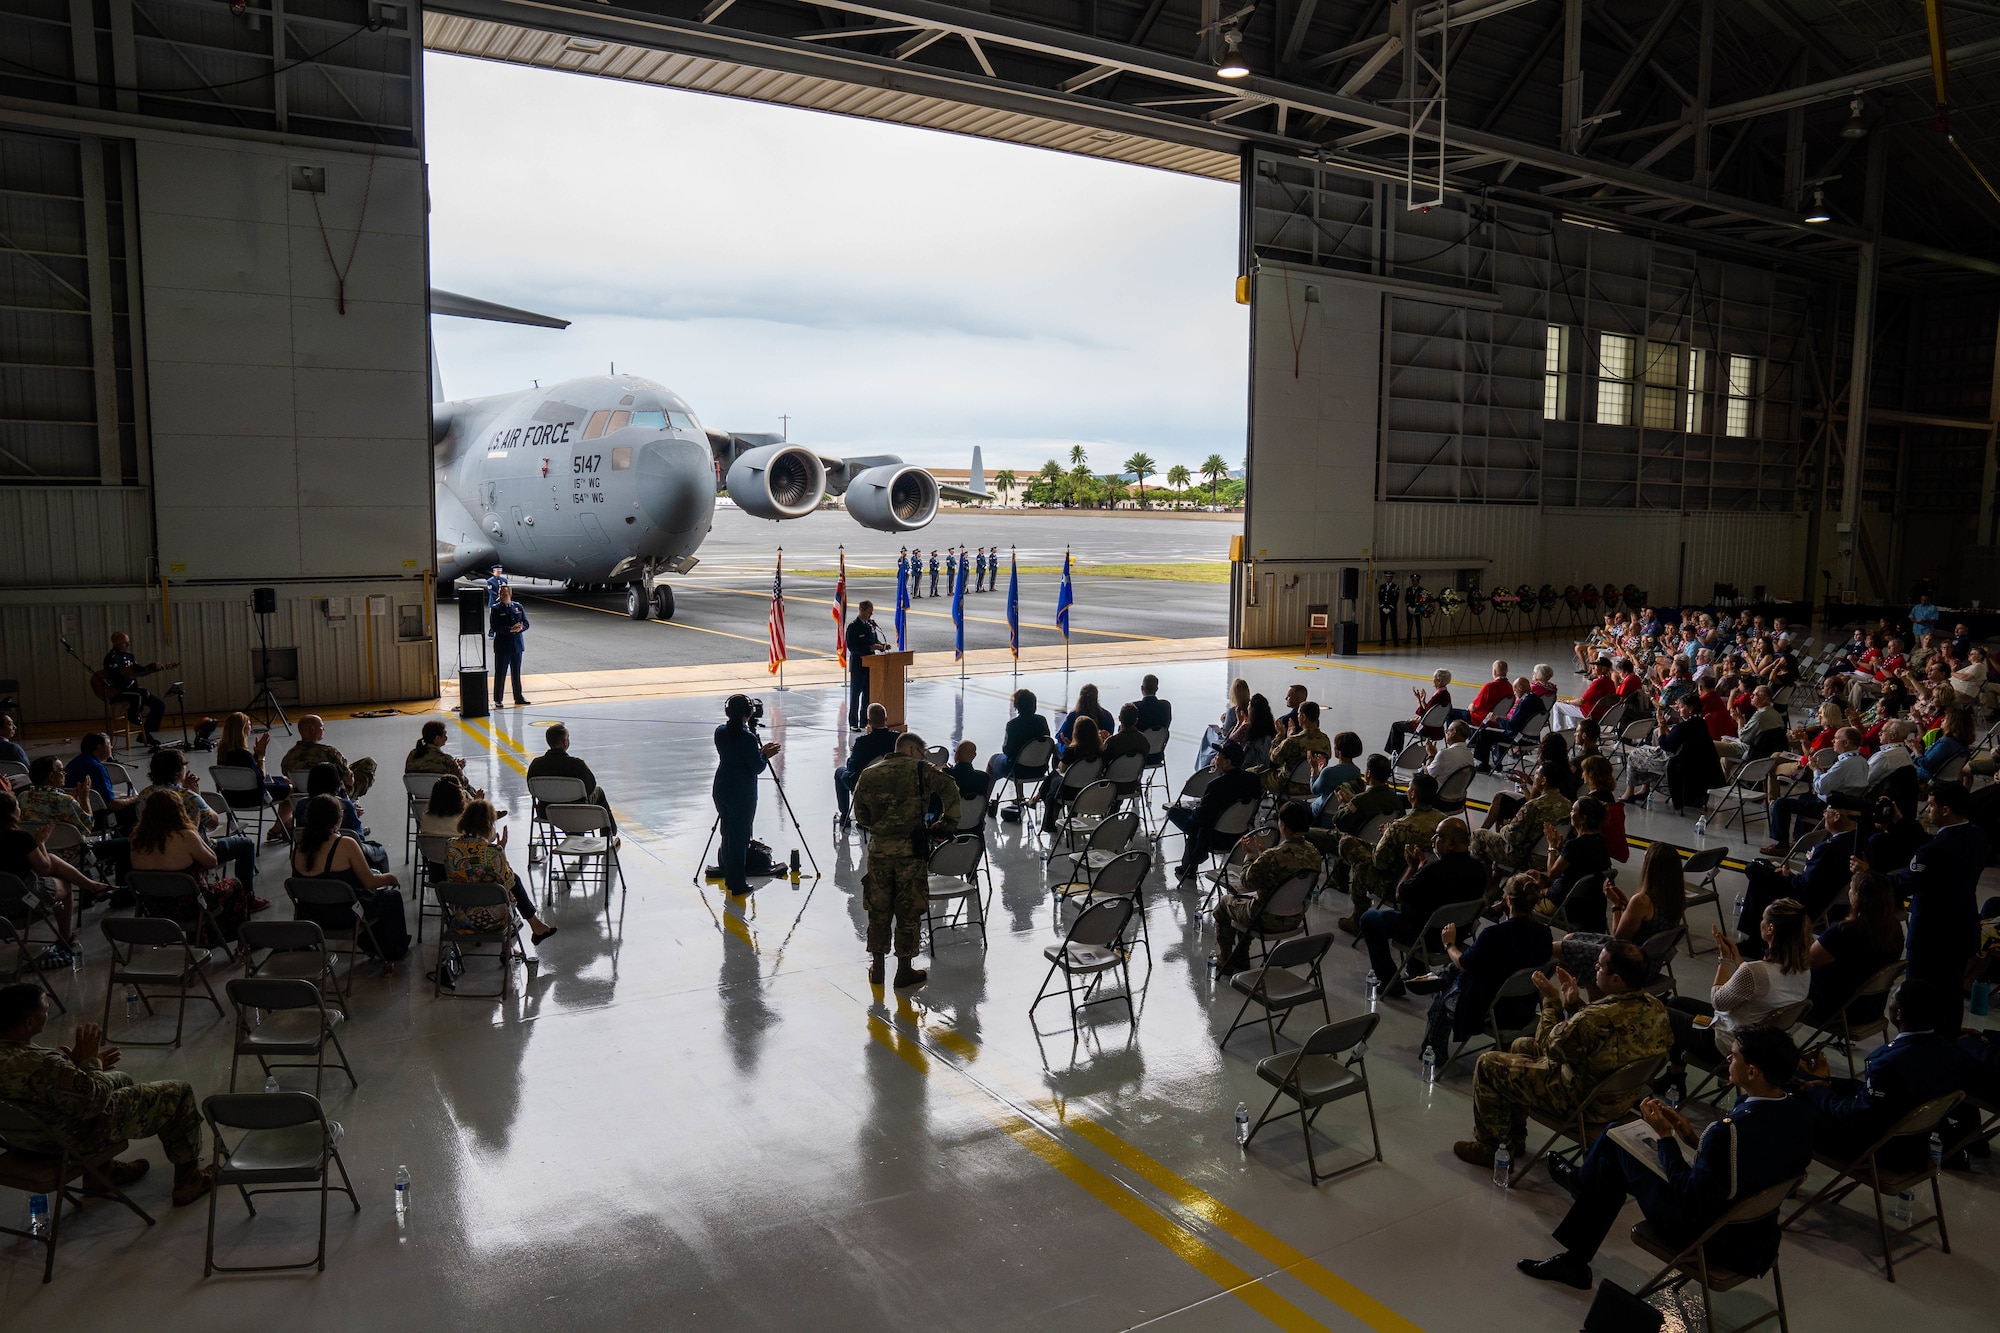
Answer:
[89,659,178,703]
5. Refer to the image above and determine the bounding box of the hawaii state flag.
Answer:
[767,552,786,674]
[1006,549,1019,659]
[895,548,910,651]
[952,544,967,661]
[1055,546,1073,643]
[833,548,848,668]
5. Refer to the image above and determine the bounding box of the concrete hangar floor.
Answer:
[13,535,2000,1330]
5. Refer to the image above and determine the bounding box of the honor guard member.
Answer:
[960,546,971,592]
[489,584,532,708]
[928,549,942,598]
[1405,572,1427,648]
[974,547,988,592]
[844,600,885,731]
[1377,572,1402,648]
[944,547,958,594]
[852,732,960,989]
[102,631,168,747]
[485,563,510,609]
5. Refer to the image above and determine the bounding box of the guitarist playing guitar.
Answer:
[98,631,175,747]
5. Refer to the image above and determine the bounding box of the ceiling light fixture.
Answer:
[1216,28,1250,79]
[1804,185,1832,224]
[1841,97,1868,139]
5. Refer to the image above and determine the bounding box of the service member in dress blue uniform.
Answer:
[1377,572,1401,648]
[974,547,987,592]
[1404,572,1427,648]
[944,548,958,594]
[927,549,941,597]
[1517,1027,1815,1290]
[1795,978,1964,1172]
[489,584,532,707]
[844,600,885,731]
[712,695,781,895]
[1894,783,1990,1024]
[485,563,509,609]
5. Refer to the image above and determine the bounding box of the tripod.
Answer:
[695,764,822,887]
[244,609,292,735]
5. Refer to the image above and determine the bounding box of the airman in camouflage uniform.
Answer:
[1455,943,1671,1166]
[1337,774,1446,920]
[1470,789,1571,870]
[0,985,214,1205]
[852,733,961,989]
[1214,802,1322,970]
[1261,709,1332,796]
[281,714,377,798]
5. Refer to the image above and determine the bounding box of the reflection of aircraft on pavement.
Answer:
[429,288,984,620]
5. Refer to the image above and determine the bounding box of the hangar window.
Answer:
[1640,341,1682,430]
[1595,332,1636,426]
[610,447,632,470]
[630,411,666,429]
[1684,350,1709,433]
[581,410,610,440]
[1542,325,1569,420]
[1724,354,1760,438]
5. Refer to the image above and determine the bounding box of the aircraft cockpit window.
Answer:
[629,411,666,429]
[605,410,631,433]
[668,411,696,430]
[610,446,633,471]
[582,410,610,441]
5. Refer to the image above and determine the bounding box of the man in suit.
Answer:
[834,704,900,827]
[1895,783,1989,1024]
[1516,1027,1815,1290]
[1414,872,1552,1056]
[844,599,884,731]
[1795,979,1963,1172]
[1166,742,1260,880]
[1735,800,1859,954]
[1361,816,1486,997]
[1130,675,1173,734]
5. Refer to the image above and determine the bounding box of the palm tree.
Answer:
[1070,464,1094,508]
[1166,464,1191,506]
[1069,444,1088,472]
[1200,453,1229,507]
[1038,458,1063,505]
[1123,452,1156,508]
[994,468,1016,506]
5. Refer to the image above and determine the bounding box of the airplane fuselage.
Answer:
[434,374,715,584]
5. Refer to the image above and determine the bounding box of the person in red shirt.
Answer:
[1697,680,1735,741]
[1459,660,1516,727]
[1551,659,1616,731]
[1872,637,1907,682]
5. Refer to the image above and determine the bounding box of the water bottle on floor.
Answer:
[1234,1102,1250,1146]
[1931,1131,1945,1174]
[1693,813,1709,839]
[28,1194,47,1237]
[1365,971,1379,1006]
[1493,1146,1512,1189]
[264,1073,280,1095]
[394,1164,411,1217]
[1421,1046,1438,1084]
[125,987,139,1022]
[1891,1190,1913,1225]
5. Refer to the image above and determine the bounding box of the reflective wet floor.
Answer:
[8,637,1997,1330]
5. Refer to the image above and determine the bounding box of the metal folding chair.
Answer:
[1781,1092,1963,1283]
[200,1091,358,1276]
[128,869,232,955]
[1681,846,1729,954]
[1434,764,1475,813]
[240,919,345,1015]
[1030,897,1137,1034]
[209,765,286,846]
[99,915,224,1047]
[1201,817,1277,910]
[1512,1052,1668,1185]
[281,878,386,1000]
[431,881,524,999]
[1442,964,1546,1072]
[1138,727,1171,804]
[525,774,587,873]
[0,1097,154,1283]
[225,977,355,1094]
[1636,924,1691,1000]
[1246,1012,1383,1184]
[999,736,1055,823]
[1393,898,1485,980]
[1220,932,1335,1052]
[1046,777,1115,860]
[923,833,990,948]
[543,802,625,913]
[1631,1173,1804,1333]
[1713,756,1779,842]
[401,772,444,867]
[1797,960,1906,1073]
[414,833,452,942]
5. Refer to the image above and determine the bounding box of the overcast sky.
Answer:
[424,54,1244,476]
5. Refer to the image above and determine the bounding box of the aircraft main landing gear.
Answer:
[625,582,651,620]
[651,584,675,620]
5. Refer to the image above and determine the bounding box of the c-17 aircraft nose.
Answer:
[635,438,714,534]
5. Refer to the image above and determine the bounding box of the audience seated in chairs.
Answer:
[1425,721,1476,789]
[1470,676,1543,773]
[1541,797,1613,933]
[1793,978,1963,1173]
[279,714,378,800]
[141,748,259,902]
[1318,752,1404,836]
[1453,939,1671,1171]
[1261,701,1330,795]
[1054,684,1114,759]
[1337,773,1444,924]
[1738,801,1859,950]
[305,764,389,873]
[1470,758,1570,873]
[128,789,252,945]
[1166,742,1260,880]
[18,755,125,881]
[0,982,216,1207]
[1661,899,1812,1097]
[1212,801,1319,974]
[0,713,25,768]
[212,713,295,844]
[404,720,483,798]
[1308,732,1365,825]
[1621,694,1724,814]
[1361,816,1485,998]
[1415,872,1554,1056]
[836,704,899,827]
[1273,683,1309,738]
[1516,1027,1813,1292]
[985,689,1051,788]
[1803,871,1903,1030]
[445,799,557,946]
[1041,717,1105,823]
[0,789,107,966]
[1234,694,1278,769]
[289,795,411,962]
[1557,841,1684,980]
[1386,670,1452,754]
[1578,756,1627,864]
[1195,677,1253,769]
[1550,659,1615,732]
[1763,727,1867,855]
[1457,660,1514,728]
[526,724,615,833]
[1893,782,1988,1026]
[1101,705,1153,767]
[1128,674,1172,734]
[68,733,140,831]
[947,742,991,808]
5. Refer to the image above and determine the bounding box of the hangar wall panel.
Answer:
[0,487,151,585]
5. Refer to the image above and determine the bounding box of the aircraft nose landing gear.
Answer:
[626,579,675,621]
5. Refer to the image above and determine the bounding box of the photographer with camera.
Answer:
[852,732,960,989]
[713,695,781,896]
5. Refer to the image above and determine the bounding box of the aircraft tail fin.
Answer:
[968,445,985,497]
[430,337,444,405]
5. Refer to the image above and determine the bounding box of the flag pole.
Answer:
[775,546,786,691]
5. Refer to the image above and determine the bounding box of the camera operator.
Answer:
[845,600,886,732]
[713,695,781,895]
[852,732,960,989]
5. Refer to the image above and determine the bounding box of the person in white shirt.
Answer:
[1661,898,1813,1096]
[1426,720,1476,788]
[1867,721,1916,785]
[1763,727,1868,853]
[1717,686,1784,763]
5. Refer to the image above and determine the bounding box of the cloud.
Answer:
[424,54,1246,471]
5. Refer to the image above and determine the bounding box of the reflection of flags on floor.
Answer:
[1006,549,1019,659]
[895,548,909,651]
[1055,546,1073,642]
[767,552,786,674]
[952,547,967,661]
[833,548,848,668]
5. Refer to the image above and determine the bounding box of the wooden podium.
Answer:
[863,651,915,730]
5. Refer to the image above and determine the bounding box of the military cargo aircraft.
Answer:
[429,288,983,620]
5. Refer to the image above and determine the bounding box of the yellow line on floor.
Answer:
[861,1012,1329,1333]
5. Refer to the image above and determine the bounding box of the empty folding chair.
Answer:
[99,916,224,1048]
[1061,810,1141,880]
[1391,741,1429,787]
[1680,846,1729,954]
[1712,756,1779,842]
[1636,924,1691,1000]
[402,772,444,866]
[1220,932,1335,1052]
[1156,769,1214,858]
[544,802,625,911]
[282,878,384,1000]
[200,1092,359,1276]
[1056,849,1154,963]
[923,745,950,769]
[1245,1012,1383,1185]
[240,920,343,1015]
[1443,965,1546,1072]
[1781,1092,1963,1283]
[1030,897,1136,1035]
[0,1097,154,1283]
[431,882,524,999]
[1393,898,1485,981]
[225,977,355,1094]
[128,869,231,955]
[1047,778,1115,859]
[923,833,989,948]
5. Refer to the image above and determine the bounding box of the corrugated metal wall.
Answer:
[0,486,151,584]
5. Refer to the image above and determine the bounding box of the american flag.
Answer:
[833,548,848,668]
[767,551,786,674]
